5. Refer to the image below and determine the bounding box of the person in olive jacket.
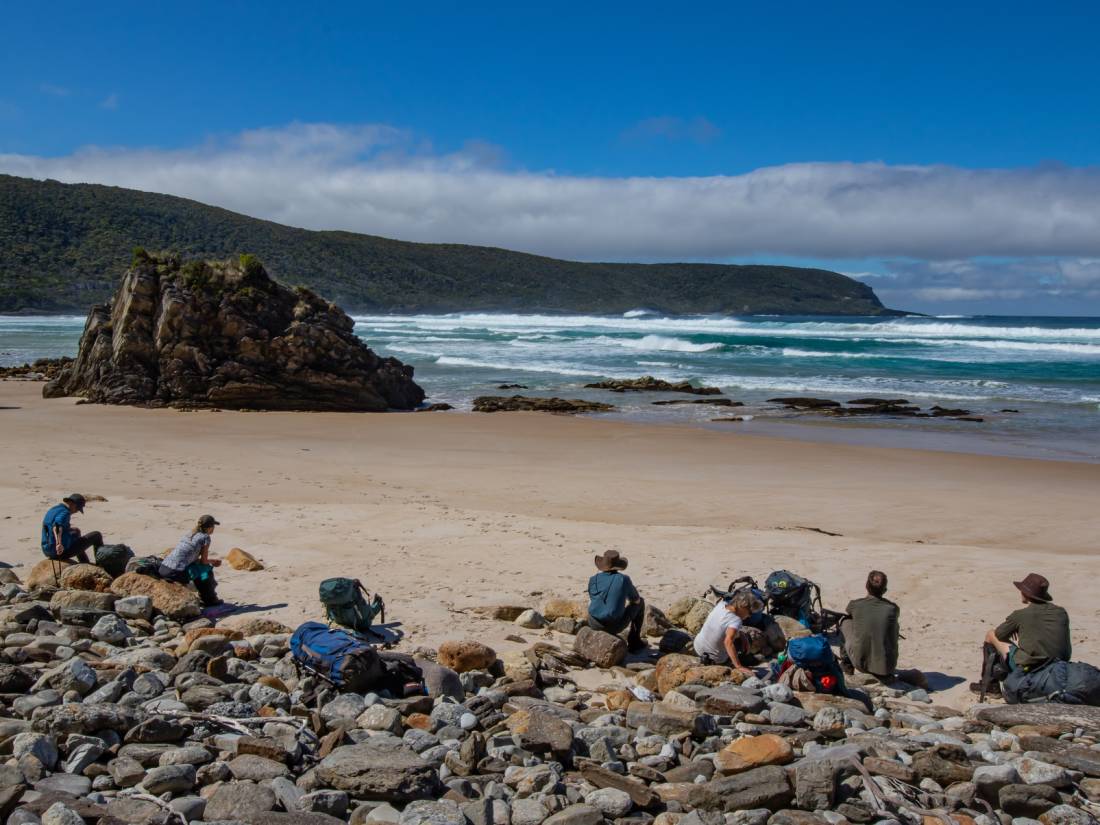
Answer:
[985,573,1071,672]
[840,570,900,680]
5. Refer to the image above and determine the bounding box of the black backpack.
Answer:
[764,570,818,627]
[126,555,163,578]
[95,544,134,578]
[1003,660,1100,706]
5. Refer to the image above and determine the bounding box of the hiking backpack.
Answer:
[764,570,821,629]
[290,621,385,692]
[319,578,384,636]
[95,544,134,578]
[126,555,163,578]
[785,634,846,694]
[1003,660,1100,706]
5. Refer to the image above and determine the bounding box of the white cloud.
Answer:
[3,122,1100,273]
[100,93,119,111]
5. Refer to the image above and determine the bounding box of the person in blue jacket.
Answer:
[41,494,104,564]
[586,550,646,652]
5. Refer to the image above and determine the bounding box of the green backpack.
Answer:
[95,544,134,578]
[319,578,384,636]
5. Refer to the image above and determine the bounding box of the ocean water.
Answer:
[3,313,1100,461]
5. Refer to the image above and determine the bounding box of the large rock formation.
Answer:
[44,252,425,411]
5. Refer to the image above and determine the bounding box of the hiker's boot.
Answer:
[969,680,1002,697]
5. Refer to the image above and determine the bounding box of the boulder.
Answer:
[437,640,497,673]
[316,740,444,801]
[59,564,113,592]
[642,604,673,637]
[773,616,813,640]
[970,703,1100,734]
[114,595,154,620]
[224,547,263,571]
[998,784,1060,818]
[110,572,202,620]
[715,734,794,775]
[698,685,767,715]
[44,253,425,410]
[33,703,137,736]
[49,589,116,613]
[226,616,294,635]
[626,702,714,737]
[204,782,278,821]
[0,664,34,693]
[654,654,740,695]
[699,765,794,812]
[573,626,627,668]
[26,558,74,590]
[543,599,587,621]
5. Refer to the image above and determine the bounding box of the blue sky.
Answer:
[3,2,1100,314]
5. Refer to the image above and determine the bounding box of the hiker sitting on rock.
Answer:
[586,550,646,652]
[839,570,900,681]
[159,515,223,607]
[41,493,104,564]
[984,573,1071,673]
[693,591,755,674]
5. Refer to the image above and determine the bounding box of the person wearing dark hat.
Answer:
[40,494,104,564]
[839,570,900,680]
[159,515,223,607]
[985,573,1071,672]
[586,550,646,652]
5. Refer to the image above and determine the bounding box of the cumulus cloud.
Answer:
[3,121,1100,308]
[3,122,1100,264]
[863,258,1100,313]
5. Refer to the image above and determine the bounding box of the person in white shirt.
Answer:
[693,591,755,673]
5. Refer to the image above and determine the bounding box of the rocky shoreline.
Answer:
[1,561,1098,825]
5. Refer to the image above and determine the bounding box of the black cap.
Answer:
[63,493,86,513]
[198,514,220,529]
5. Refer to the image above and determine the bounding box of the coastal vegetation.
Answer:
[0,174,897,315]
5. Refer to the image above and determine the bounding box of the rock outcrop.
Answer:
[586,376,722,395]
[44,252,425,411]
[472,396,614,414]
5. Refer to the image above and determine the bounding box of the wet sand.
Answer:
[1,381,1097,706]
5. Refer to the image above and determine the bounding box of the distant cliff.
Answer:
[0,174,900,316]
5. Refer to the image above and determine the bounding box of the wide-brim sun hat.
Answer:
[594,550,628,571]
[1013,572,1052,603]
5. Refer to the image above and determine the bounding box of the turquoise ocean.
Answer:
[3,313,1099,461]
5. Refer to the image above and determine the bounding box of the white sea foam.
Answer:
[594,335,725,353]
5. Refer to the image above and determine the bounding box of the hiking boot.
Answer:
[969,680,1002,697]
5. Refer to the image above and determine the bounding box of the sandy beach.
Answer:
[1,380,1097,707]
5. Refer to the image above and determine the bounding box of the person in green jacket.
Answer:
[985,573,1071,672]
[839,570,900,681]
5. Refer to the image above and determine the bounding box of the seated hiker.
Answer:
[693,591,755,673]
[158,515,223,607]
[984,573,1071,674]
[41,493,104,564]
[587,550,646,652]
[839,570,900,681]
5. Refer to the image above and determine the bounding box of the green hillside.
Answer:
[0,174,898,315]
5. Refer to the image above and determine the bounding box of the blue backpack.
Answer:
[785,634,846,694]
[290,621,383,692]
